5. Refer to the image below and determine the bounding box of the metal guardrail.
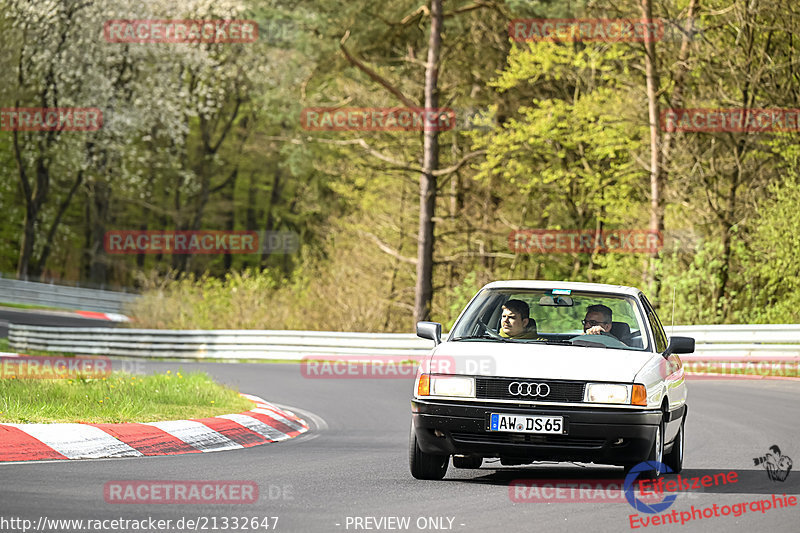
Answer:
[8,326,436,359]
[668,325,800,361]
[668,324,800,344]
[8,323,800,362]
[0,278,138,314]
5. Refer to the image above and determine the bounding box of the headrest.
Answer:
[610,321,631,339]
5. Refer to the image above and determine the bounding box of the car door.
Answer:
[640,293,687,441]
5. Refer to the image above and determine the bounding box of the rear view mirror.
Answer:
[538,295,574,306]
[416,321,442,346]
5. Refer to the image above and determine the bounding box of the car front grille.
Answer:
[475,377,585,403]
[451,432,604,448]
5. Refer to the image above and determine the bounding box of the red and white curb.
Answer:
[0,393,308,462]
[0,305,130,322]
[74,310,130,322]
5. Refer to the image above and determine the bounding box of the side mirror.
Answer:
[665,336,694,356]
[416,321,442,346]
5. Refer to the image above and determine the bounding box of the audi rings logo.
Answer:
[508,382,551,397]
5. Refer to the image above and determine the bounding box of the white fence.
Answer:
[8,323,800,363]
[669,325,800,362]
[0,278,137,314]
[8,326,435,359]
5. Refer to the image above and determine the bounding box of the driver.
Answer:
[582,304,616,337]
[499,299,538,339]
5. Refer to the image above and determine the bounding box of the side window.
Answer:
[648,312,668,353]
[641,295,668,352]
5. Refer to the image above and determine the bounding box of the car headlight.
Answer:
[584,383,631,404]
[421,375,475,397]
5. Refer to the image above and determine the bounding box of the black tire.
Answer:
[409,423,448,480]
[639,417,666,479]
[452,455,482,469]
[663,416,685,474]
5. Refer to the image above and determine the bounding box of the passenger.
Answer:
[582,304,616,337]
[499,299,538,339]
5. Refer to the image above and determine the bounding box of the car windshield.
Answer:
[449,288,649,351]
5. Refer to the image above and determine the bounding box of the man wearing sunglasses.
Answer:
[582,304,616,337]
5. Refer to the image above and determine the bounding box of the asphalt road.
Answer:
[0,307,115,339]
[0,361,798,533]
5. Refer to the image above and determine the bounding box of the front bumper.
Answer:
[411,398,662,466]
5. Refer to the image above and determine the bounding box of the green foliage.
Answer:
[442,272,483,330]
[474,41,645,231]
[3,0,800,330]
[129,251,408,331]
[738,173,800,324]
[658,241,727,325]
[129,269,285,329]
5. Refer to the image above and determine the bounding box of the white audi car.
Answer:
[409,280,693,480]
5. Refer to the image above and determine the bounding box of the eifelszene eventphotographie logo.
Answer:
[753,445,793,482]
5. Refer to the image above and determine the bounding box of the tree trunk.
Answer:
[88,180,111,285]
[640,0,663,296]
[413,0,443,324]
[222,167,238,271]
[14,141,50,280]
[260,168,283,269]
[37,170,84,274]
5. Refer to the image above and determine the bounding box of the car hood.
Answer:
[428,340,654,382]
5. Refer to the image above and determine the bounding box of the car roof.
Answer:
[481,280,643,297]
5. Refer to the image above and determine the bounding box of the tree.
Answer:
[414,0,443,323]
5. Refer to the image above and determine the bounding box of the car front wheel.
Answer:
[663,415,684,473]
[409,422,449,480]
[625,417,665,480]
[643,417,665,479]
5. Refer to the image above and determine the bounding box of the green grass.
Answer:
[0,338,10,352]
[0,370,255,423]
[0,302,70,312]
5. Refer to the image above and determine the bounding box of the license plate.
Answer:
[488,413,565,434]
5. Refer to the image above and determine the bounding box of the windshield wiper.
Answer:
[570,339,609,348]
